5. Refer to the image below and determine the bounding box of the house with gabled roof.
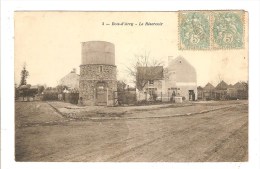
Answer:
[215,80,229,100]
[165,56,197,101]
[204,83,215,91]
[136,66,164,101]
[136,56,197,102]
[233,82,248,99]
[202,83,215,100]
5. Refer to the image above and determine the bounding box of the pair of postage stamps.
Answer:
[179,10,245,50]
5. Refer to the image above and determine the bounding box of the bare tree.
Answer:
[126,51,164,91]
[217,73,222,84]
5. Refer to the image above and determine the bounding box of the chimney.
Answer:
[71,68,76,73]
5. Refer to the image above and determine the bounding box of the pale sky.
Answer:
[14,12,248,87]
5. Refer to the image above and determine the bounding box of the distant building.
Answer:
[227,84,237,99]
[197,81,248,101]
[215,80,228,100]
[197,86,204,100]
[202,83,215,100]
[59,68,79,89]
[233,82,248,99]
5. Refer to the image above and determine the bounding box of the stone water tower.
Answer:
[79,41,117,106]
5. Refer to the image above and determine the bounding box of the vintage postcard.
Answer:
[14,11,248,162]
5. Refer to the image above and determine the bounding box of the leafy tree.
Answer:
[117,80,127,92]
[56,85,69,93]
[15,83,19,99]
[37,85,45,94]
[20,63,29,86]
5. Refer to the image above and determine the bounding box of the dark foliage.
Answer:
[20,64,29,86]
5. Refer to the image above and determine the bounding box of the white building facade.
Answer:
[165,56,197,101]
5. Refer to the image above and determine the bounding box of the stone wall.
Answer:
[79,64,117,106]
[80,64,116,80]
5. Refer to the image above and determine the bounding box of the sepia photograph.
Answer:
[13,11,250,162]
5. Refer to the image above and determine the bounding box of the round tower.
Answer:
[79,41,117,106]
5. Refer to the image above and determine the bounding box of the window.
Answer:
[99,65,103,72]
[148,80,154,85]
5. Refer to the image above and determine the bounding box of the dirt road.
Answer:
[15,101,248,162]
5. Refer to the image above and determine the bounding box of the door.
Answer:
[189,90,195,101]
[96,82,107,105]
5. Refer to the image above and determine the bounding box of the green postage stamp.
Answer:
[212,11,244,49]
[179,10,245,50]
[179,11,210,50]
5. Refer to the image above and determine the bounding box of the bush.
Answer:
[42,92,58,101]
[117,91,137,105]
[64,93,79,104]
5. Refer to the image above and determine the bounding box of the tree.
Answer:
[56,85,68,93]
[117,80,127,92]
[20,63,29,86]
[15,83,19,99]
[38,85,45,94]
[241,81,248,91]
[126,51,163,91]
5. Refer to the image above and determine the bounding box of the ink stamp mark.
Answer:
[212,11,244,49]
[179,11,210,50]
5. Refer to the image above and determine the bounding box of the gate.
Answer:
[96,82,107,105]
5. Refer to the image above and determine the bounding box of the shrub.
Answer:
[117,91,137,105]
[42,92,58,101]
